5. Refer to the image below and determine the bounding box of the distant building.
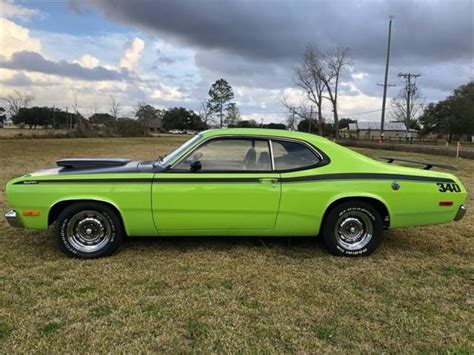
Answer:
[341,121,418,139]
[146,118,162,135]
[2,118,17,128]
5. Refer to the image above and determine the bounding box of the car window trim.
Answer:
[270,138,328,173]
[268,139,275,171]
[168,136,273,173]
[166,134,330,174]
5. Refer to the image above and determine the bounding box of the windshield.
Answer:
[156,134,202,167]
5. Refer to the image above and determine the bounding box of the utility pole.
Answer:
[379,16,394,141]
[398,72,421,132]
[66,107,69,130]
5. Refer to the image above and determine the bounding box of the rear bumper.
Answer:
[454,205,466,221]
[4,210,23,228]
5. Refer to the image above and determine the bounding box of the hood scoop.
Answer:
[57,158,131,169]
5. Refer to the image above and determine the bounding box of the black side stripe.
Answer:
[155,177,260,183]
[14,173,454,185]
[14,178,153,185]
[280,173,454,183]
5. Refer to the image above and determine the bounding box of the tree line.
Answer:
[0,80,287,136]
[284,43,473,142]
[419,81,473,142]
[2,58,471,141]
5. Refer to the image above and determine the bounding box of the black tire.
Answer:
[323,201,383,257]
[55,202,124,259]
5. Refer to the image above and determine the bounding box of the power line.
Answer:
[398,72,421,130]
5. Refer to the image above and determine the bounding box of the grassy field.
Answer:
[0,137,472,353]
[0,128,70,138]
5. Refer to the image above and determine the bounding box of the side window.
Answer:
[172,138,271,172]
[272,140,320,171]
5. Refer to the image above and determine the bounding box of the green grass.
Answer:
[0,136,473,353]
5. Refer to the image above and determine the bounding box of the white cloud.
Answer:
[351,72,368,80]
[151,84,185,101]
[0,1,43,21]
[119,37,145,71]
[74,54,100,69]
[0,18,41,59]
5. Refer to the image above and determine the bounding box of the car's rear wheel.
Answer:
[55,202,123,258]
[323,201,383,256]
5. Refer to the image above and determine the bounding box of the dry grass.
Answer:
[0,128,69,138]
[0,137,472,353]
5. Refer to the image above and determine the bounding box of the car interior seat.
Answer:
[257,151,270,169]
[243,148,256,169]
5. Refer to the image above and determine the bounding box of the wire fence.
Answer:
[340,135,474,150]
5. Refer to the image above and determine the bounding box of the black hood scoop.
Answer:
[57,158,131,169]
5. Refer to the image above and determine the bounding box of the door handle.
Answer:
[258,178,279,184]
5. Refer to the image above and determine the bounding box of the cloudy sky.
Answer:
[0,0,472,123]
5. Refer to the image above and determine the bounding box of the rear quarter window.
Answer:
[272,140,321,171]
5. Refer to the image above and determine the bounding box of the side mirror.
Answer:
[190,160,202,172]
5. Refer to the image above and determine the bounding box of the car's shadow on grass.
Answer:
[19,228,446,260]
[121,229,445,258]
[123,235,326,254]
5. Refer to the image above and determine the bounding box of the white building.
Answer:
[341,121,418,139]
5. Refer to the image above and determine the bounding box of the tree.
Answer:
[293,45,326,135]
[224,102,241,126]
[283,46,350,138]
[162,107,207,131]
[109,95,120,119]
[12,107,80,129]
[207,78,235,128]
[0,107,6,125]
[3,91,34,117]
[390,81,423,130]
[89,113,115,125]
[135,103,164,134]
[199,100,215,127]
[283,102,308,129]
[72,93,81,117]
[263,122,287,130]
[419,81,474,142]
[297,118,319,134]
[338,118,356,130]
[234,119,259,128]
[320,47,351,139]
[115,118,146,137]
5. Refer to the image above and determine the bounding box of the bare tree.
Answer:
[224,103,241,126]
[390,86,423,129]
[294,45,326,135]
[199,100,215,127]
[283,46,350,137]
[319,47,351,139]
[89,101,99,119]
[109,95,120,119]
[281,97,310,127]
[3,90,34,116]
[72,93,81,117]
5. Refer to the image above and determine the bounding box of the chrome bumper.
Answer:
[454,205,466,221]
[4,210,23,228]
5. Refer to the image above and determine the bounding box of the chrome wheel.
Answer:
[335,210,373,251]
[66,210,112,253]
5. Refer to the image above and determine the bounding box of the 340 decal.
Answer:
[437,183,461,193]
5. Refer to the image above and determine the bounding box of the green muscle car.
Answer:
[4,128,467,258]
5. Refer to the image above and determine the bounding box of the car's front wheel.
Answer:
[323,201,383,256]
[55,202,124,258]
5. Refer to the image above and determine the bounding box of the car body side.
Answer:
[5,129,468,236]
